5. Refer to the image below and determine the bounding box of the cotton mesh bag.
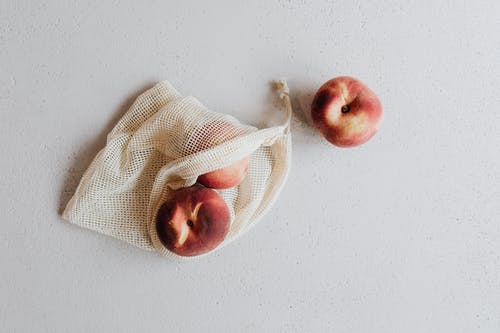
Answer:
[62,80,292,258]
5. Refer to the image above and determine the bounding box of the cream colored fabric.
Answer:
[62,80,292,258]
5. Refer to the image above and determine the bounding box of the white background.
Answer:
[1,1,500,332]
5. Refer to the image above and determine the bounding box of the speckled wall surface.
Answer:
[1,1,500,332]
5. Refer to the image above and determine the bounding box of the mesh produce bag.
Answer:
[62,80,292,258]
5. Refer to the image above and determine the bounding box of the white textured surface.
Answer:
[1,1,500,332]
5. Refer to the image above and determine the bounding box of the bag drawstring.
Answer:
[275,79,292,133]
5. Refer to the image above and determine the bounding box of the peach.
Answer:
[156,185,231,257]
[311,76,383,147]
[197,157,250,189]
[193,121,251,189]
